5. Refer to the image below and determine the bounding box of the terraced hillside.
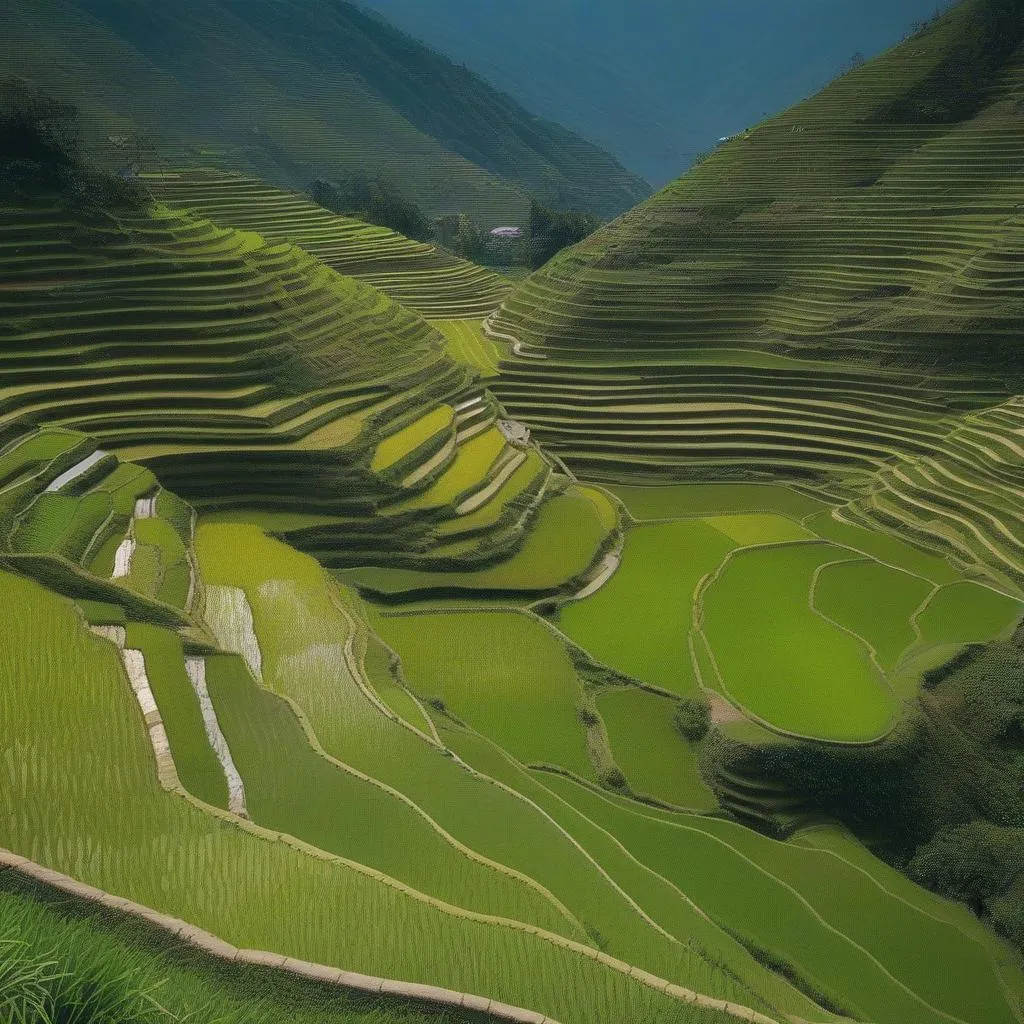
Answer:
[145,172,510,319]
[0,193,619,595]
[6,430,1021,1024]
[487,0,1024,586]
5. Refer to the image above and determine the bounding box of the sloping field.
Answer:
[0,196,603,583]
[146,173,511,319]
[0,570,765,1024]
[485,0,1024,586]
[558,519,734,697]
[596,687,717,811]
[0,199,467,522]
[699,542,898,742]
[370,609,595,780]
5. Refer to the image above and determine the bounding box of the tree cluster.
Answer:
[0,78,144,208]
[308,178,601,270]
[310,173,434,242]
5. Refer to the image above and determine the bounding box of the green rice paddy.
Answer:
[371,407,455,473]
[596,688,717,810]
[370,610,595,780]
[701,543,897,741]
[559,519,734,696]
[608,484,828,523]
[537,774,1020,1024]
[916,581,1022,646]
[391,428,507,512]
[434,320,503,377]
[812,560,935,670]
[340,487,611,596]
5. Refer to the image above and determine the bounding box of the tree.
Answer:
[0,77,143,208]
[310,172,433,241]
[527,199,599,269]
[910,821,1024,915]
[0,77,79,182]
[433,212,486,262]
[673,698,711,742]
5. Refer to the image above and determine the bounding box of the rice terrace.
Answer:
[0,1,1023,1022]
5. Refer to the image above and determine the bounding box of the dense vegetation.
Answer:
[0,77,142,208]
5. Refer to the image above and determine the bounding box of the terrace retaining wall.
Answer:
[0,847,562,1024]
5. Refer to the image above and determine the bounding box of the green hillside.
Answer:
[487,0,1024,589]
[145,171,511,320]
[3,4,1024,1024]
[0,190,615,584]
[2,0,650,223]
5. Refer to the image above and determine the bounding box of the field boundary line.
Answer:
[274,682,589,939]
[791,827,1024,1023]
[200,578,584,931]
[806,557,901,720]
[541,781,979,1024]
[693,541,897,747]
[100,613,786,1024]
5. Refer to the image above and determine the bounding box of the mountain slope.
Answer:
[359,0,947,186]
[487,0,1024,587]
[494,0,1024,373]
[2,0,650,223]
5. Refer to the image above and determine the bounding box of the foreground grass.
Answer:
[0,880,486,1024]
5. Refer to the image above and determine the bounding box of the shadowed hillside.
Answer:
[2,0,650,223]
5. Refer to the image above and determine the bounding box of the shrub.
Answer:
[673,698,711,741]
[599,767,627,790]
[910,821,1024,915]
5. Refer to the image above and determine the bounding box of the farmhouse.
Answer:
[497,418,531,444]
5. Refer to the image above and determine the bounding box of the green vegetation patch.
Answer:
[342,488,610,595]
[125,622,227,809]
[539,773,1019,1024]
[813,559,934,669]
[704,514,816,546]
[609,484,826,523]
[371,610,595,779]
[596,688,717,810]
[204,652,566,925]
[702,543,896,741]
[806,512,960,585]
[371,407,455,472]
[434,320,502,377]
[559,520,735,696]
[917,581,1022,646]
[393,428,506,511]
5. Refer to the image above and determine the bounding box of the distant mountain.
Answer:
[2,0,651,223]
[358,0,950,186]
